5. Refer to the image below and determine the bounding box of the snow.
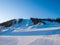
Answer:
[0,19,60,35]
[27,26,60,31]
[0,19,60,45]
[0,35,60,45]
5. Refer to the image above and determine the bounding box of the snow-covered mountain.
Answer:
[0,18,60,35]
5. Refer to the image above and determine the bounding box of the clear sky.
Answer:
[0,0,60,23]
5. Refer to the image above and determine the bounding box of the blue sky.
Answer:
[0,0,60,23]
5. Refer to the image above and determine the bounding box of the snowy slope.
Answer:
[0,19,60,35]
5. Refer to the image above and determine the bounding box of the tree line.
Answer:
[0,19,23,27]
[30,18,60,25]
[0,18,60,27]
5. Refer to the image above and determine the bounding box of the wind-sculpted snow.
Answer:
[0,18,60,45]
[0,19,60,35]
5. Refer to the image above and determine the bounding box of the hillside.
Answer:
[0,18,60,35]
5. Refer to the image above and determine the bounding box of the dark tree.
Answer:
[0,19,16,27]
[18,19,23,24]
[56,18,60,23]
[30,18,40,25]
[47,18,53,22]
[42,18,55,22]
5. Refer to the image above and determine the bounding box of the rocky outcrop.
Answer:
[0,19,16,27]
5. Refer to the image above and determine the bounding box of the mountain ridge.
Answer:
[0,18,60,35]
